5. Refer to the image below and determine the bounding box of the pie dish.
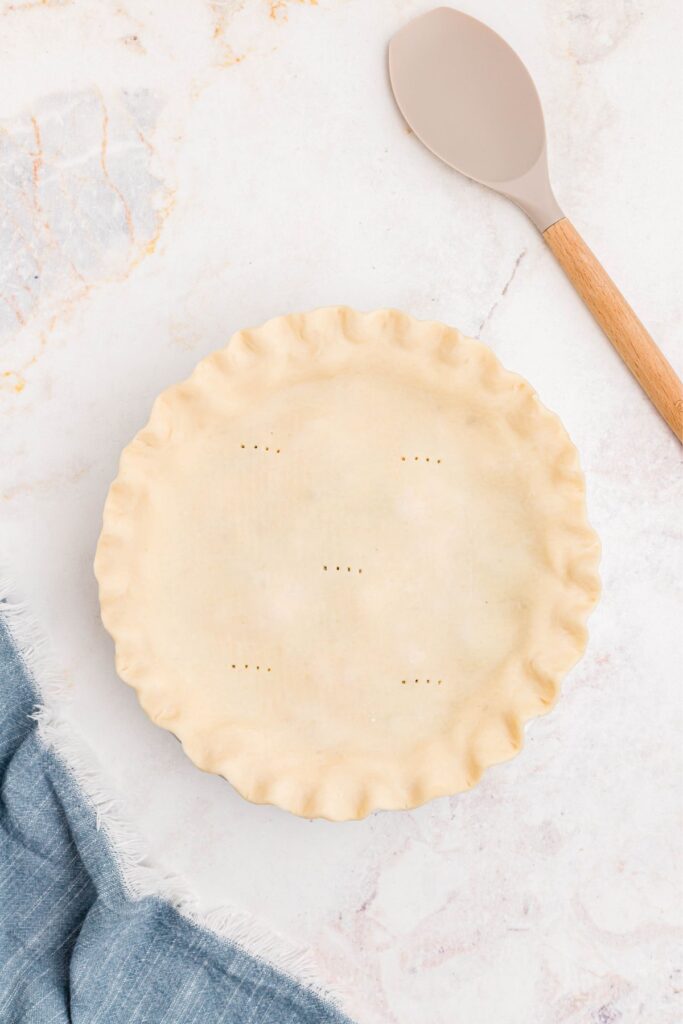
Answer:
[95,307,601,820]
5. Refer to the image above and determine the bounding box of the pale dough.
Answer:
[95,307,601,820]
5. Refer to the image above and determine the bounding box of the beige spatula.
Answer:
[389,7,682,442]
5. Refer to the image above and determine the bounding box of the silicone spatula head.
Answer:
[389,7,563,231]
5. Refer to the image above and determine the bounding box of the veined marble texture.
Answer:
[1,2,681,1022]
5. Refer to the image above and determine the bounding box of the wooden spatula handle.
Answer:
[543,217,683,442]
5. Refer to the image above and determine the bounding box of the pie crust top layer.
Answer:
[95,307,601,820]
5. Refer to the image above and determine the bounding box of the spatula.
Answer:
[389,7,682,442]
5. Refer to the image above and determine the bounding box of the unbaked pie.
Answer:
[95,307,600,820]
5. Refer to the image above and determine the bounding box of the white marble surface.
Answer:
[1,1,682,1021]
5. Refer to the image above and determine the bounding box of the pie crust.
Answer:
[95,307,601,820]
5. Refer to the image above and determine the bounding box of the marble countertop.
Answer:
[1,1,681,1021]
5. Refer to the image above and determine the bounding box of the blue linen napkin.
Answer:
[0,608,353,1024]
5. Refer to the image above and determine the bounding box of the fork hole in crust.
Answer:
[402,678,443,686]
[239,444,281,454]
[401,455,442,464]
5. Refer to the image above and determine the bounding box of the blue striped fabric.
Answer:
[0,613,353,1024]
